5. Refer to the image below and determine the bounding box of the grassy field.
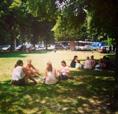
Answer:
[0,50,106,81]
[0,50,116,114]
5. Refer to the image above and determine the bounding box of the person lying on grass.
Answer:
[44,62,58,85]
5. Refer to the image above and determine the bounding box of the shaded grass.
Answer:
[0,51,48,58]
[71,69,115,77]
[0,70,116,114]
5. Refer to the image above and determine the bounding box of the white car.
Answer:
[35,45,45,51]
[76,45,92,51]
[0,45,11,51]
[48,45,55,50]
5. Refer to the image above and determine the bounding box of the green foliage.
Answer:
[0,0,56,47]
[53,16,81,41]
[53,0,87,41]
[0,0,118,47]
[103,38,113,46]
[27,0,57,22]
[87,0,118,38]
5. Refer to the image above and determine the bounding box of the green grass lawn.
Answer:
[0,51,116,114]
[0,50,106,81]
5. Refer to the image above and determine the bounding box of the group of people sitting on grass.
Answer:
[70,55,112,71]
[11,55,112,86]
[11,59,70,86]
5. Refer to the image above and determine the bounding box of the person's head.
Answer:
[61,60,67,67]
[27,59,32,65]
[15,60,23,68]
[91,55,94,60]
[87,56,89,60]
[73,55,78,60]
[46,62,53,72]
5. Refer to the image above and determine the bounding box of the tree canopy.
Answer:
[0,0,118,44]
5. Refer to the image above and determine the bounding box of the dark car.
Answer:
[55,44,64,50]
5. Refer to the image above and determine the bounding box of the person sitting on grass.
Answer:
[44,62,58,85]
[24,59,40,77]
[83,56,92,70]
[102,56,111,69]
[58,60,70,80]
[70,55,78,68]
[95,59,107,71]
[11,60,26,85]
[94,61,101,71]
[24,59,39,84]
[76,60,83,69]
[99,59,107,70]
[90,55,96,69]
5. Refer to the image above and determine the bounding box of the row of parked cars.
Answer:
[0,41,113,53]
[0,43,68,52]
[75,41,113,53]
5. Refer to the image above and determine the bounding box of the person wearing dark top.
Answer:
[103,56,110,69]
[70,56,78,68]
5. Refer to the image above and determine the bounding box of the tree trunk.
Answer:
[10,36,15,51]
[115,38,118,82]
[45,40,48,50]
[111,37,118,111]
[10,27,16,51]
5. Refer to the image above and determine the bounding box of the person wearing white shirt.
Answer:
[12,60,26,85]
[76,60,82,69]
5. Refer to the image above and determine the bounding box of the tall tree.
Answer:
[87,0,118,80]
[87,0,118,109]
[53,0,86,41]
[0,0,30,50]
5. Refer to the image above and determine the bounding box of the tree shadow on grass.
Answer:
[71,69,115,77]
[0,72,116,114]
[106,54,115,60]
[0,51,48,58]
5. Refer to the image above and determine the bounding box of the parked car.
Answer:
[55,44,64,50]
[75,41,92,51]
[15,45,26,51]
[35,45,45,51]
[98,46,110,53]
[90,42,106,50]
[76,45,92,51]
[48,45,55,50]
[61,42,69,50]
[0,45,11,52]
